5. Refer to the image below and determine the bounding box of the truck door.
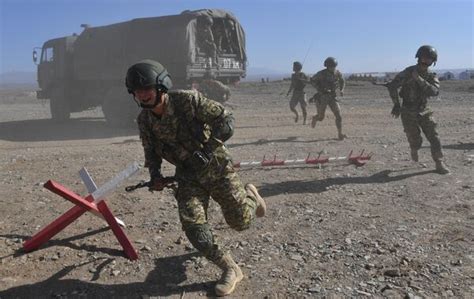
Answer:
[37,44,56,93]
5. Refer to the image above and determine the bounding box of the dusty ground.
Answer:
[0,80,473,298]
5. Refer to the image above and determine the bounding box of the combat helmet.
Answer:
[324,57,338,68]
[293,61,303,71]
[125,59,172,94]
[415,45,437,65]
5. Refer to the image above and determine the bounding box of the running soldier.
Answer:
[125,60,267,296]
[386,45,450,174]
[286,61,309,124]
[310,57,346,140]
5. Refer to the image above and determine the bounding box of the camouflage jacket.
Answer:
[288,71,308,94]
[197,26,216,51]
[137,90,232,180]
[386,65,439,112]
[310,69,345,94]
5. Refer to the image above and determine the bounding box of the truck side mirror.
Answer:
[33,50,38,64]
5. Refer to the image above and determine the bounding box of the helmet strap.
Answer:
[131,88,164,109]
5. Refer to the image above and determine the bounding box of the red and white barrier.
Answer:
[234,150,373,168]
[23,163,140,260]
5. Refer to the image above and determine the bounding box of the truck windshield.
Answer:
[41,47,54,62]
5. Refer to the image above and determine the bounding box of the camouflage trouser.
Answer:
[400,109,443,161]
[289,91,307,120]
[314,93,342,130]
[174,159,258,262]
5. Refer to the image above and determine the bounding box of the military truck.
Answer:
[33,9,247,126]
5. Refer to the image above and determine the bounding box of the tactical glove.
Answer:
[149,176,176,191]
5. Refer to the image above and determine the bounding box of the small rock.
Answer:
[289,254,304,262]
[445,290,454,296]
[450,259,462,266]
[308,285,321,293]
[111,270,120,276]
[383,289,402,298]
[384,268,401,277]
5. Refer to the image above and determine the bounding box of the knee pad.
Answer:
[184,223,215,255]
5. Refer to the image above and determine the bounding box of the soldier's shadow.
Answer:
[259,169,435,197]
[441,142,474,151]
[0,252,212,298]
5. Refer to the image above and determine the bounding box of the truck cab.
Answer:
[34,36,76,120]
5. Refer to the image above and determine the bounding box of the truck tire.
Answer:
[50,87,70,122]
[102,87,140,128]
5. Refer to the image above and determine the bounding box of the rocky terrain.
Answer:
[0,80,473,298]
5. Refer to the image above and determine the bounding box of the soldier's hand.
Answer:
[149,177,176,192]
[340,90,344,97]
[391,104,401,118]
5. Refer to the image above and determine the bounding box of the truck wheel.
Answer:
[102,87,139,128]
[50,88,70,122]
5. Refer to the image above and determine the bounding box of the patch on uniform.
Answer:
[210,106,219,114]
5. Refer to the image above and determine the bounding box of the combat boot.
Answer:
[294,114,299,123]
[215,253,244,296]
[245,183,266,217]
[435,160,450,174]
[337,132,347,140]
[410,149,419,162]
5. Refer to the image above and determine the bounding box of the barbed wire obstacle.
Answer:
[23,163,140,260]
[233,150,373,168]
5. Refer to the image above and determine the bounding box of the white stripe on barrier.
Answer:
[79,167,126,227]
[91,162,140,201]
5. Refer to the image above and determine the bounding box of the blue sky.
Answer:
[0,0,472,74]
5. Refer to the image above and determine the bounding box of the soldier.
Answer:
[386,45,450,174]
[197,15,218,67]
[287,61,309,124]
[310,57,346,140]
[198,74,231,103]
[125,60,266,296]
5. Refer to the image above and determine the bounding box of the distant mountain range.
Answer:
[0,67,472,87]
[0,71,37,86]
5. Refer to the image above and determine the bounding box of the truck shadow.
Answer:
[0,118,137,142]
[259,169,435,197]
[0,252,213,298]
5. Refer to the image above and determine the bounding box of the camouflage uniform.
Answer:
[387,65,444,162]
[199,79,231,103]
[197,21,218,65]
[137,90,259,262]
[288,71,309,123]
[310,68,345,134]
